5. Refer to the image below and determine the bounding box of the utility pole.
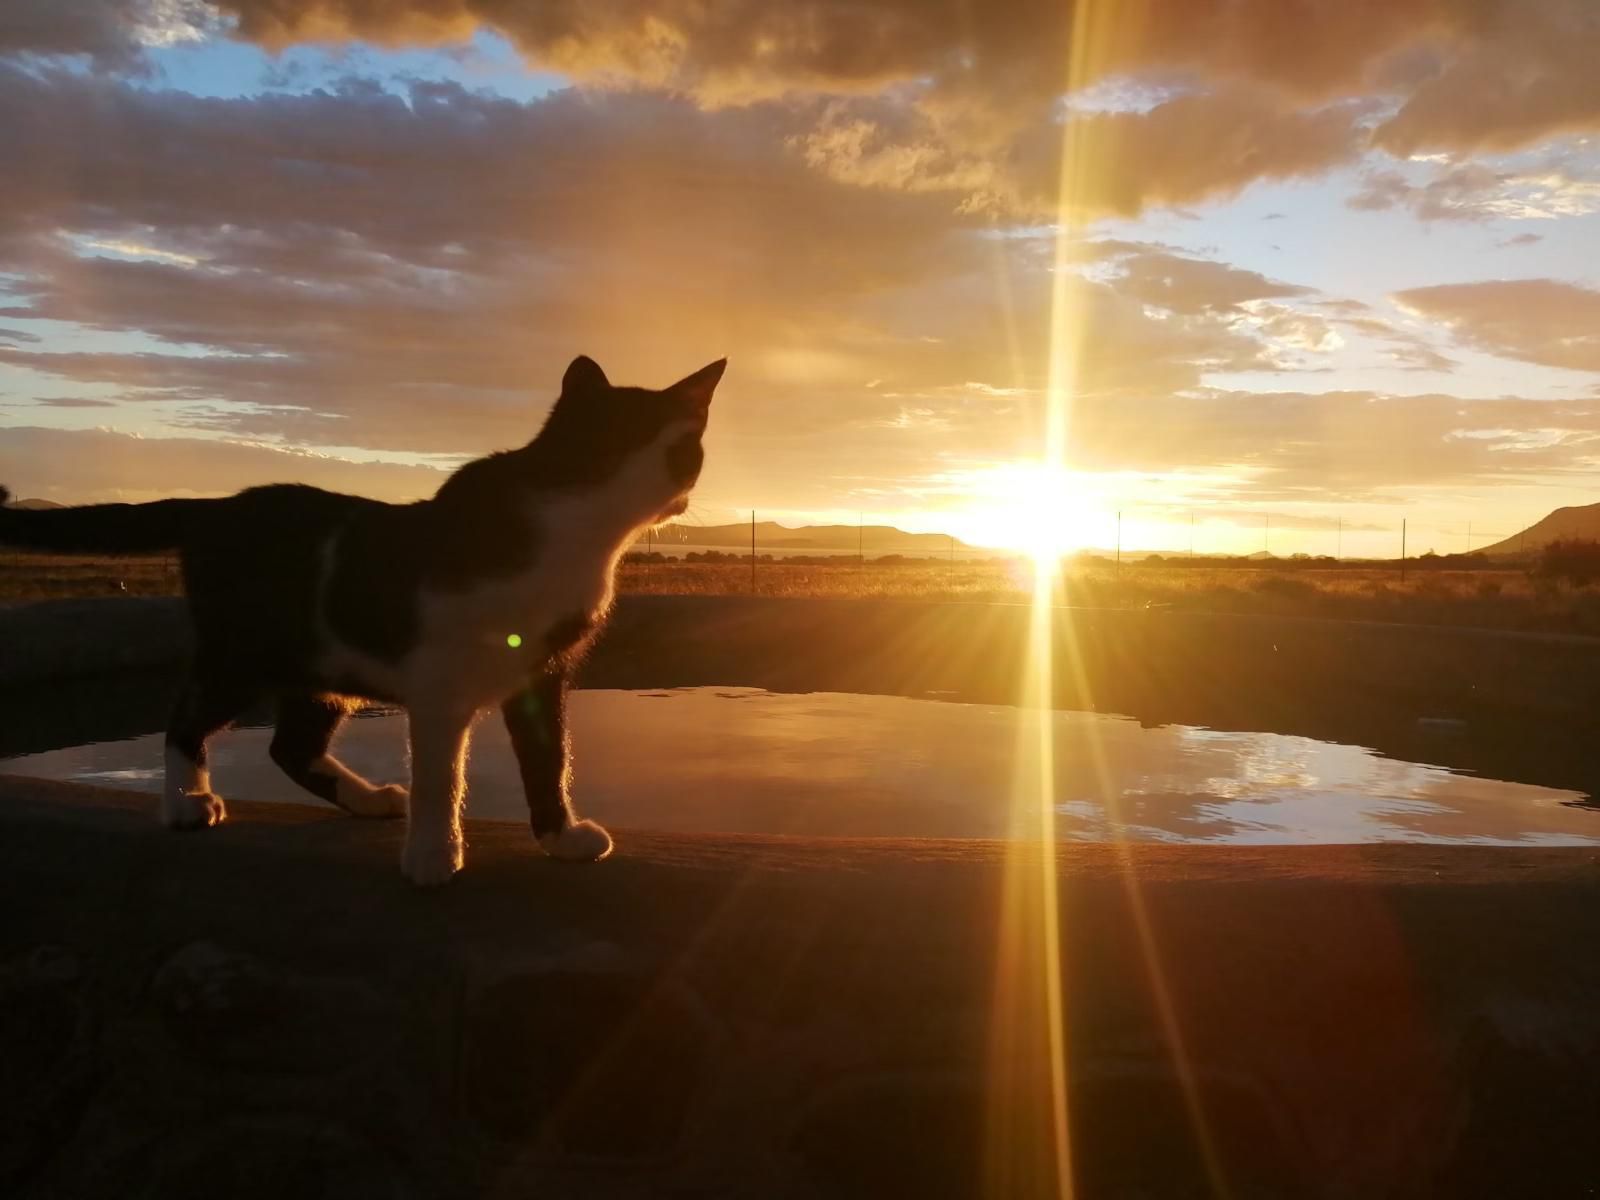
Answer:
[1401,518,1407,584]
[858,511,863,567]
[1264,513,1270,556]
[1189,510,1195,559]
[1466,521,1472,555]
[1116,511,1122,572]
[750,510,756,593]
[1336,517,1342,561]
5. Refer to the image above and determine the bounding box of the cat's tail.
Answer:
[0,485,211,552]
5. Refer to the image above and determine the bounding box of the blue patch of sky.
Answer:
[1116,157,1600,304]
[1090,148,1600,403]
[0,316,233,360]
[0,362,163,433]
[142,28,566,103]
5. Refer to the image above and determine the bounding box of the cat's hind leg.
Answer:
[268,692,406,818]
[162,676,253,829]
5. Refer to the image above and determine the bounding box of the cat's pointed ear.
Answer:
[671,358,727,410]
[562,355,609,396]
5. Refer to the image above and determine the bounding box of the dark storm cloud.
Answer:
[0,0,147,62]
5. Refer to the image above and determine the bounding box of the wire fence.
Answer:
[628,509,1539,573]
[0,503,1560,604]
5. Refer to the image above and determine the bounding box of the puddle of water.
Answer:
[4,687,1596,845]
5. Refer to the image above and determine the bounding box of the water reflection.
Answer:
[4,687,1596,846]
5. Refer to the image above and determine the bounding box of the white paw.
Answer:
[161,791,227,830]
[538,818,614,862]
[341,781,408,819]
[401,834,462,887]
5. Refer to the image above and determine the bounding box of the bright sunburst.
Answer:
[949,462,1109,562]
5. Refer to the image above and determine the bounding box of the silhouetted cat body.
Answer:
[0,355,725,884]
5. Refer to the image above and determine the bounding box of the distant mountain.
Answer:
[6,497,63,510]
[643,520,975,554]
[1478,503,1600,557]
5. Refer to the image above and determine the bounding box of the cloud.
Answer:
[5,396,119,409]
[867,384,1600,502]
[0,0,212,62]
[1088,242,1310,314]
[1394,279,1600,372]
[1074,389,1600,493]
[185,0,1600,161]
[1349,162,1600,221]
[0,425,445,504]
[4,1,1595,227]
[1371,7,1600,156]
[1316,305,1459,373]
[8,2,1595,229]
[0,0,144,62]
[794,88,1365,217]
[0,67,1002,452]
[1017,90,1365,217]
[0,64,1365,477]
[4,7,1597,514]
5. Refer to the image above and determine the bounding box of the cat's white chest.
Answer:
[409,497,623,704]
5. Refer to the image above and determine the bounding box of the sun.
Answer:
[948,462,1106,561]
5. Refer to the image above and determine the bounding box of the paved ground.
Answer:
[4,775,1600,1197]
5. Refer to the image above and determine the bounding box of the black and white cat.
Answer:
[0,355,724,884]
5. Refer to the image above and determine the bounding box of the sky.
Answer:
[1,1,1598,556]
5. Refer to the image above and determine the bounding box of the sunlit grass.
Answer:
[11,552,1600,637]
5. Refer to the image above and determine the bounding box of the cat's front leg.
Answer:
[502,666,612,862]
[401,701,475,886]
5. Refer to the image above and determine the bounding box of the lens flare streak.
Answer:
[984,2,1229,1194]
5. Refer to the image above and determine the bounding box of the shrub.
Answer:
[1535,539,1600,587]
[1250,573,1317,599]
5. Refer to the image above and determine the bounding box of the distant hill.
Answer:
[6,497,63,510]
[644,520,974,555]
[1478,503,1600,557]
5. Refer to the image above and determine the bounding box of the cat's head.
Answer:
[538,355,725,522]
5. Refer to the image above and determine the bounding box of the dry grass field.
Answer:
[7,548,1600,636]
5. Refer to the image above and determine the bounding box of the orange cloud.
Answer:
[1394,280,1600,372]
[200,0,1600,157]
